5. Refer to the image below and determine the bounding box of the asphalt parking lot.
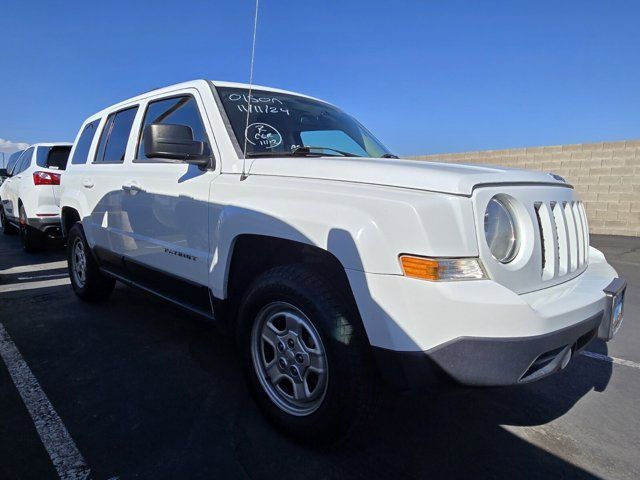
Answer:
[0,233,638,480]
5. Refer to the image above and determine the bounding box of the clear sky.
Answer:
[1,0,639,161]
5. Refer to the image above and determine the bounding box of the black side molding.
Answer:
[93,245,215,320]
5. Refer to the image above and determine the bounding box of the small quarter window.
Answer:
[95,107,138,163]
[137,96,208,159]
[71,120,100,165]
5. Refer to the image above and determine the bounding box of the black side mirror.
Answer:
[0,168,7,177]
[143,123,212,167]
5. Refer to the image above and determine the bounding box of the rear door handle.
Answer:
[82,179,94,189]
[122,181,143,194]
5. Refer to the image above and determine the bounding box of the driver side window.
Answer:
[137,95,208,160]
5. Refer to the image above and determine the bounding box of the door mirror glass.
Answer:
[0,168,7,178]
[143,123,210,165]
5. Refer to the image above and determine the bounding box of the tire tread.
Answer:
[67,223,115,302]
[238,263,379,446]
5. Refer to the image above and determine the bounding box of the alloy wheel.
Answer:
[71,237,87,288]
[251,301,329,416]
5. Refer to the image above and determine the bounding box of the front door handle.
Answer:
[82,179,94,189]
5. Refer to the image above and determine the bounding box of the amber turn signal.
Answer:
[399,255,487,281]
[400,256,439,280]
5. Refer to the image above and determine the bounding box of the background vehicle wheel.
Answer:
[238,264,379,445]
[19,204,42,252]
[1,205,17,235]
[67,223,115,302]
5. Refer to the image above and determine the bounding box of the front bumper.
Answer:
[373,309,602,388]
[347,248,621,388]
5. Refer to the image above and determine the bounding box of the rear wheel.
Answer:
[1,205,17,235]
[238,264,378,445]
[67,223,115,302]
[19,204,42,252]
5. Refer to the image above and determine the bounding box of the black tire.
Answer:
[238,264,379,445]
[67,223,115,302]
[1,204,17,235]
[18,204,42,252]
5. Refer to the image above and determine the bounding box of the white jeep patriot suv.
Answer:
[60,80,625,443]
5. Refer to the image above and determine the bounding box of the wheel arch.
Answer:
[17,198,26,221]
[222,234,365,336]
[61,206,81,236]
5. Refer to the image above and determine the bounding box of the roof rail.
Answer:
[136,79,206,97]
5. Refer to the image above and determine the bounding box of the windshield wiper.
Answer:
[245,146,362,158]
[291,146,361,157]
[380,153,399,159]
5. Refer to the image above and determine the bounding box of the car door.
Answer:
[111,90,217,292]
[0,150,23,215]
[83,106,139,253]
[65,119,102,246]
[7,148,34,219]
[0,158,16,218]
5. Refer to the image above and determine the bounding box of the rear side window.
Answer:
[5,150,24,174]
[94,107,138,163]
[137,96,207,159]
[14,148,34,174]
[71,120,100,165]
[36,146,72,170]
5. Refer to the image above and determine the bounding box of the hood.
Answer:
[246,156,568,196]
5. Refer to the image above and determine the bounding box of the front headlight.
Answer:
[484,196,519,263]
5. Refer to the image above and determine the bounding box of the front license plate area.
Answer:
[598,278,626,341]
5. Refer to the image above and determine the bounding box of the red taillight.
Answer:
[33,171,61,185]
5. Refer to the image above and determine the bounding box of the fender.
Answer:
[208,174,479,299]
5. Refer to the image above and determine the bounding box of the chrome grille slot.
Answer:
[534,202,556,280]
[564,202,579,272]
[572,202,585,268]
[536,199,588,281]
[534,203,545,271]
[551,201,568,276]
[578,202,590,264]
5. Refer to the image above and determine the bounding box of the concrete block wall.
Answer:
[409,140,640,237]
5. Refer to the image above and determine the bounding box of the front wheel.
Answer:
[238,264,378,445]
[67,223,115,302]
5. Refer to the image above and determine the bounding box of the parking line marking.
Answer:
[0,322,91,480]
[0,278,70,293]
[17,273,69,281]
[580,350,640,370]
[0,261,67,275]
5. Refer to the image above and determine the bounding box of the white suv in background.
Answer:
[59,80,624,443]
[0,142,72,251]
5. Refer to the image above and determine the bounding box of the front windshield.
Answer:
[216,86,392,158]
